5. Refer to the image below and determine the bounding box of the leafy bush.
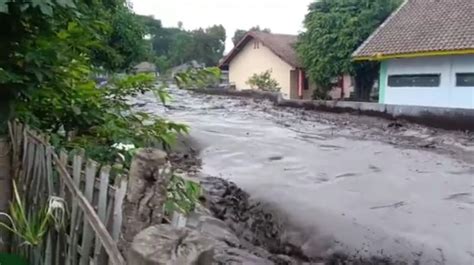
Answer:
[174,67,221,89]
[246,70,281,92]
[312,88,332,100]
[165,175,202,215]
[16,72,188,166]
[0,0,151,134]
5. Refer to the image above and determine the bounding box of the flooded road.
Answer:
[136,88,474,265]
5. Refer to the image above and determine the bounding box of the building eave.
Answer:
[353,49,474,61]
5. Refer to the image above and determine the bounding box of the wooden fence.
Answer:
[8,121,127,265]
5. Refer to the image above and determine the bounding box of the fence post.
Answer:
[120,148,171,251]
[0,137,11,252]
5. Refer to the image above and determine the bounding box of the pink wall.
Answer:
[328,74,354,99]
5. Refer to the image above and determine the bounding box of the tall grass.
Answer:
[0,181,65,265]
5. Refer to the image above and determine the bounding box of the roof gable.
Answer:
[220,31,301,68]
[353,0,474,59]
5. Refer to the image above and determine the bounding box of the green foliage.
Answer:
[0,183,50,248]
[0,0,187,165]
[297,0,402,99]
[16,72,188,165]
[0,253,28,265]
[174,67,221,89]
[0,181,66,262]
[0,0,151,134]
[99,4,150,70]
[139,15,226,69]
[246,70,281,92]
[232,26,271,45]
[165,175,202,215]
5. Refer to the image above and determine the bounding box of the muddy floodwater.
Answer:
[135,88,474,265]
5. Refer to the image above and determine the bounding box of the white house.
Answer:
[219,31,353,100]
[353,0,474,109]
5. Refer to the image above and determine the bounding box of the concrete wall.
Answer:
[278,99,474,131]
[192,88,474,131]
[228,38,294,99]
[381,55,474,109]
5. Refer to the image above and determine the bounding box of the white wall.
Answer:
[228,38,293,98]
[384,55,474,109]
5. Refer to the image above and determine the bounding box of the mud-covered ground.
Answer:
[134,88,474,265]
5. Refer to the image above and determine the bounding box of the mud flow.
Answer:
[133,87,474,265]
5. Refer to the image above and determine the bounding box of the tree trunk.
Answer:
[0,137,12,252]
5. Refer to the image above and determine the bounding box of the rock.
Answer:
[120,149,171,250]
[128,224,278,265]
[128,224,219,265]
[214,248,275,265]
[187,213,241,247]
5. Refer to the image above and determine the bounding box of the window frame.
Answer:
[455,73,474,87]
[387,74,441,88]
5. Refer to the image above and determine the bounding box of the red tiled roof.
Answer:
[220,31,301,68]
[353,0,474,59]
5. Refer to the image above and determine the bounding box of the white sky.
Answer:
[130,0,313,52]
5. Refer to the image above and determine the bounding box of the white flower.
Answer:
[48,196,66,231]
[112,143,136,151]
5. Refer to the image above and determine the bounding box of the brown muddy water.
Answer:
[134,87,474,265]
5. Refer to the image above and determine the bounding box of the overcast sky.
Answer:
[130,0,314,52]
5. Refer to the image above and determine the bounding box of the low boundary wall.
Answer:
[192,88,474,131]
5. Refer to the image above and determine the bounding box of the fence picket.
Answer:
[45,146,54,195]
[25,142,36,201]
[44,231,53,265]
[94,166,110,263]
[8,122,127,265]
[111,176,127,241]
[53,153,126,265]
[59,150,68,199]
[68,152,84,265]
[80,160,98,265]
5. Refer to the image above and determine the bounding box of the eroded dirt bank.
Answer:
[134,88,474,265]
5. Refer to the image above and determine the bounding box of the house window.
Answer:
[388,74,441,87]
[456,73,474,87]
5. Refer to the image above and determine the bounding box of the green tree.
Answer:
[141,18,226,68]
[232,26,271,45]
[169,31,195,65]
[297,0,401,100]
[191,25,226,66]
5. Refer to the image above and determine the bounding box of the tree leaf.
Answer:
[39,3,53,16]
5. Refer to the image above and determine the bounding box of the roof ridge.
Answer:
[220,31,301,68]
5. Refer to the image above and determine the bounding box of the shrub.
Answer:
[246,70,281,92]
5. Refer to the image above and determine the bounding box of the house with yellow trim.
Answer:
[353,0,474,109]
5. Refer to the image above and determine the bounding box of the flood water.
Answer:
[136,88,474,265]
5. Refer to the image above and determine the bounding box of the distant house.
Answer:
[353,0,474,109]
[219,31,353,100]
[171,60,205,77]
[132,62,158,76]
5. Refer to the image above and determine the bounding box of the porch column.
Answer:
[298,69,304,99]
